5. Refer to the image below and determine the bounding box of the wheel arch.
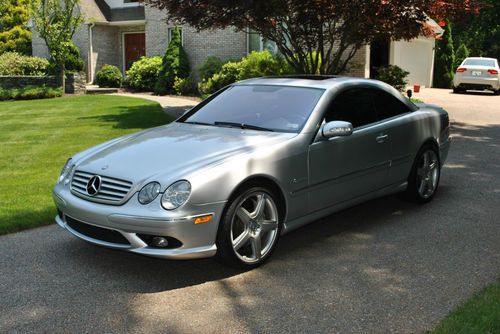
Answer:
[225,175,288,223]
[420,138,440,161]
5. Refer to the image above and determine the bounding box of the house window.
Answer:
[248,30,261,53]
[247,29,277,54]
[168,27,183,45]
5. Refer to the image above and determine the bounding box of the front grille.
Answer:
[71,170,133,203]
[65,216,130,245]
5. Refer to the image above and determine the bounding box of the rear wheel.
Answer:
[494,89,500,96]
[215,187,281,268]
[453,87,463,94]
[405,144,441,203]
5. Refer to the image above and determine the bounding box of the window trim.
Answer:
[168,27,184,46]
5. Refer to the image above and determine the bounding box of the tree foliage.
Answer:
[154,27,190,95]
[433,22,455,88]
[454,43,470,69]
[31,0,83,93]
[452,0,499,60]
[147,0,474,75]
[0,0,32,55]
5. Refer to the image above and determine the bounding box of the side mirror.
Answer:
[322,121,353,139]
[406,89,413,99]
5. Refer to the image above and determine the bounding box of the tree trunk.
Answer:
[60,61,66,94]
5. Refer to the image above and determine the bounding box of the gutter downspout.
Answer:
[88,23,95,84]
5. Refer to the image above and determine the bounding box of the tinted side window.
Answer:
[325,88,377,128]
[373,90,411,120]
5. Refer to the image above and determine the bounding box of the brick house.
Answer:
[31,0,443,87]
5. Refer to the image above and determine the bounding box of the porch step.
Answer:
[85,86,119,94]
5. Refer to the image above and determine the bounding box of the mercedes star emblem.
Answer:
[86,175,102,196]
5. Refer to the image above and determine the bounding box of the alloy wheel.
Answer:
[230,192,279,264]
[416,150,439,199]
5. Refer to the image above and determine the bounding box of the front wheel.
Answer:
[405,145,441,203]
[215,187,281,268]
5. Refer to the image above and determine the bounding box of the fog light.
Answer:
[151,236,169,248]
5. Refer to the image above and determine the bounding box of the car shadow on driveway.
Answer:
[60,192,427,295]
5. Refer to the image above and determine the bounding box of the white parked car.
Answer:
[453,57,500,95]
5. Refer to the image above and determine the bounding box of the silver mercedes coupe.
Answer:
[53,76,451,268]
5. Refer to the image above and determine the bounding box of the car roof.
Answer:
[236,75,381,90]
[465,57,498,61]
[235,75,418,112]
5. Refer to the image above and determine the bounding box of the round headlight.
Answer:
[58,158,73,183]
[161,180,191,210]
[138,182,161,205]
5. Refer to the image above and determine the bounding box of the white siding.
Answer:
[390,37,435,87]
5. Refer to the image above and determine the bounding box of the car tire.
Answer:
[494,89,500,96]
[453,87,462,94]
[405,144,441,203]
[215,187,282,268]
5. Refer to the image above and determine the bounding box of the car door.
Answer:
[372,89,415,185]
[307,87,391,213]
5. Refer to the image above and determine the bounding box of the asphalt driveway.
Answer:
[1,88,499,333]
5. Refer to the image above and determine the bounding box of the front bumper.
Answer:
[53,185,226,259]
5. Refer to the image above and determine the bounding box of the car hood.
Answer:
[75,122,296,186]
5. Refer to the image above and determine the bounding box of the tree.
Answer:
[433,21,455,88]
[31,0,83,93]
[154,27,190,95]
[0,0,32,55]
[452,0,499,60]
[454,43,470,69]
[147,0,474,75]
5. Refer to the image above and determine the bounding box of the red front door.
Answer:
[124,33,145,71]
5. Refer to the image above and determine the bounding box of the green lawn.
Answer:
[430,280,500,334]
[0,95,173,235]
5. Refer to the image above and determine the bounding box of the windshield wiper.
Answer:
[181,121,214,126]
[214,121,274,132]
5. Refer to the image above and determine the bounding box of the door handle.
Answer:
[376,134,389,143]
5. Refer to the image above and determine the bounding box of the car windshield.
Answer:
[180,85,325,133]
[463,58,497,67]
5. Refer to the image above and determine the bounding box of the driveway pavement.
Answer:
[1,89,499,333]
[111,92,199,118]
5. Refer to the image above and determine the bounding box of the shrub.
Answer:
[173,75,197,96]
[198,50,291,94]
[154,27,190,95]
[0,85,62,101]
[375,65,410,92]
[198,56,223,81]
[198,61,240,94]
[238,50,287,79]
[95,64,123,88]
[0,52,49,76]
[454,43,470,70]
[125,56,162,91]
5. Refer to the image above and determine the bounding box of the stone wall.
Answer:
[0,73,86,94]
[341,45,368,78]
[144,5,248,76]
